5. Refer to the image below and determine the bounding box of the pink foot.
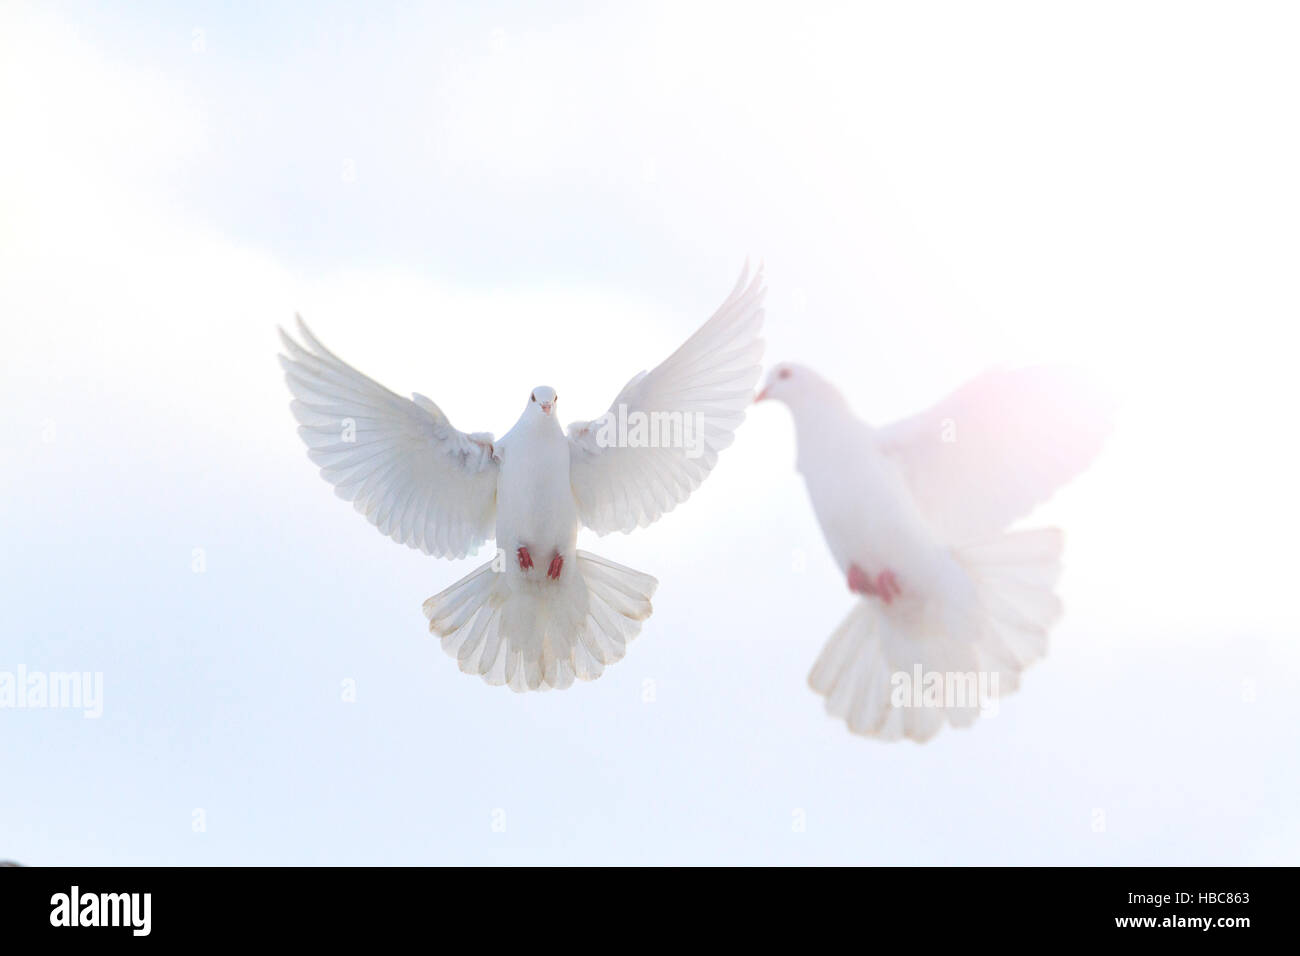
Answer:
[547,553,564,580]
[517,546,534,571]
[847,564,879,597]
[847,564,902,604]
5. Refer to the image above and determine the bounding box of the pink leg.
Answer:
[876,571,901,604]
[517,546,534,571]
[547,552,564,580]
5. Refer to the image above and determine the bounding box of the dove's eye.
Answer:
[531,392,536,402]
[778,368,792,380]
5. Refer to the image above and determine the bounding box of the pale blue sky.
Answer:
[2,1,1297,864]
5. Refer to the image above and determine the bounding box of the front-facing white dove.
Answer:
[757,364,1111,742]
[280,265,765,691]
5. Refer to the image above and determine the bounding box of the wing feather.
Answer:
[279,317,498,558]
[877,365,1113,544]
[568,265,766,535]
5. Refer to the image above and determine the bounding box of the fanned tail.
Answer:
[809,528,1064,742]
[422,551,658,692]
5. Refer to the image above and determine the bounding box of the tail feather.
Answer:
[809,527,1064,742]
[423,550,658,692]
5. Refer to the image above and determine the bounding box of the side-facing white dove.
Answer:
[280,266,765,691]
[757,364,1111,742]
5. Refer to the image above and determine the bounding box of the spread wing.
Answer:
[567,265,766,535]
[279,317,498,558]
[877,365,1113,545]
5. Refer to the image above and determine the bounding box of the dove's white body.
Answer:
[761,363,1111,741]
[798,409,946,599]
[496,409,578,585]
[787,390,979,622]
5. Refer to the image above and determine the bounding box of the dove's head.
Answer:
[755,363,844,412]
[529,386,558,417]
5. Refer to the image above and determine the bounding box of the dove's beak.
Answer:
[753,387,770,404]
[540,402,554,415]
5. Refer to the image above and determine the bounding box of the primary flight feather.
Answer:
[280,265,765,691]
